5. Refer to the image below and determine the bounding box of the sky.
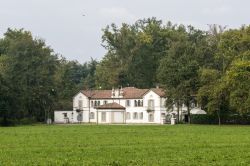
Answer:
[0,0,249,63]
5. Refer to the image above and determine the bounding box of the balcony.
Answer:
[146,107,155,113]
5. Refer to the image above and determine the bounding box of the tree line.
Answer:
[97,18,249,124]
[0,29,97,125]
[0,18,249,125]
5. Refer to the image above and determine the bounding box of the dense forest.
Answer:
[0,18,249,125]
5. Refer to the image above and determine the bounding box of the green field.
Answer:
[0,125,250,166]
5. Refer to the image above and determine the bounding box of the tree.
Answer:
[226,59,250,114]
[197,69,229,125]
[157,28,202,123]
[0,28,58,123]
[97,18,181,88]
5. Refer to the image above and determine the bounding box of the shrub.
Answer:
[190,114,218,124]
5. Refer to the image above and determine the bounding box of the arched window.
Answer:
[126,112,131,120]
[134,100,138,107]
[148,113,154,122]
[90,112,95,119]
[138,100,141,106]
[78,100,83,109]
[139,112,143,119]
[148,100,155,110]
[133,112,138,119]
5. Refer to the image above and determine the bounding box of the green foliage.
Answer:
[0,29,58,123]
[157,27,206,122]
[0,29,97,125]
[190,114,218,124]
[191,114,250,125]
[97,18,184,88]
[225,59,250,114]
[54,58,98,109]
[1,21,250,125]
[197,25,250,123]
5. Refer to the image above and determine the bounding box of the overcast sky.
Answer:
[1,0,249,63]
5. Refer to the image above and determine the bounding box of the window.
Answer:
[139,112,143,119]
[126,112,131,120]
[148,100,155,110]
[148,113,154,122]
[161,113,166,118]
[103,100,108,105]
[98,101,101,106]
[134,100,143,107]
[101,112,106,122]
[138,100,143,107]
[63,113,67,118]
[94,101,98,107]
[78,100,83,109]
[133,112,138,119]
[90,112,95,119]
[77,113,82,121]
[134,100,138,107]
[138,100,141,106]
[91,101,94,107]
[126,100,130,107]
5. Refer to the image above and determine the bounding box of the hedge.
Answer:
[190,114,250,125]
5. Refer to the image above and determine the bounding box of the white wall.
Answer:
[55,90,168,124]
[73,92,89,110]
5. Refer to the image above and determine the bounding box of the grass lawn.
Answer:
[0,125,250,166]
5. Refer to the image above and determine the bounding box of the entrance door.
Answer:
[111,112,124,123]
[148,113,154,122]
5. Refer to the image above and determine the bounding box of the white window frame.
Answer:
[126,112,131,120]
[101,112,106,122]
[139,112,143,119]
[78,100,83,109]
[126,100,130,107]
[133,112,138,119]
[90,112,95,119]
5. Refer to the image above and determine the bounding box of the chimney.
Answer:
[111,87,115,98]
[119,86,124,97]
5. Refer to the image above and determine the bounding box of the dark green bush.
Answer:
[0,117,37,126]
[191,114,250,125]
[191,114,218,124]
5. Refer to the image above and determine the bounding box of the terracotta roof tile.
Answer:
[81,90,111,99]
[122,87,148,99]
[96,102,125,109]
[150,88,166,97]
[81,87,165,99]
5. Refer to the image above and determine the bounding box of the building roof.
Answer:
[150,88,165,97]
[80,87,165,99]
[96,102,125,109]
[122,87,148,99]
[81,90,111,99]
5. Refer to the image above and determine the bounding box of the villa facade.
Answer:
[54,87,205,124]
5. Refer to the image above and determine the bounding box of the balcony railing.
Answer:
[146,107,155,113]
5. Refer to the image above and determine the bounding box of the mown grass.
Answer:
[0,124,250,166]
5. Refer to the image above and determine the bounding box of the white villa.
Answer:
[54,87,206,124]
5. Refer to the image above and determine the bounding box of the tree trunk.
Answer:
[217,110,221,125]
[188,106,191,124]
[177,101,180,123]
